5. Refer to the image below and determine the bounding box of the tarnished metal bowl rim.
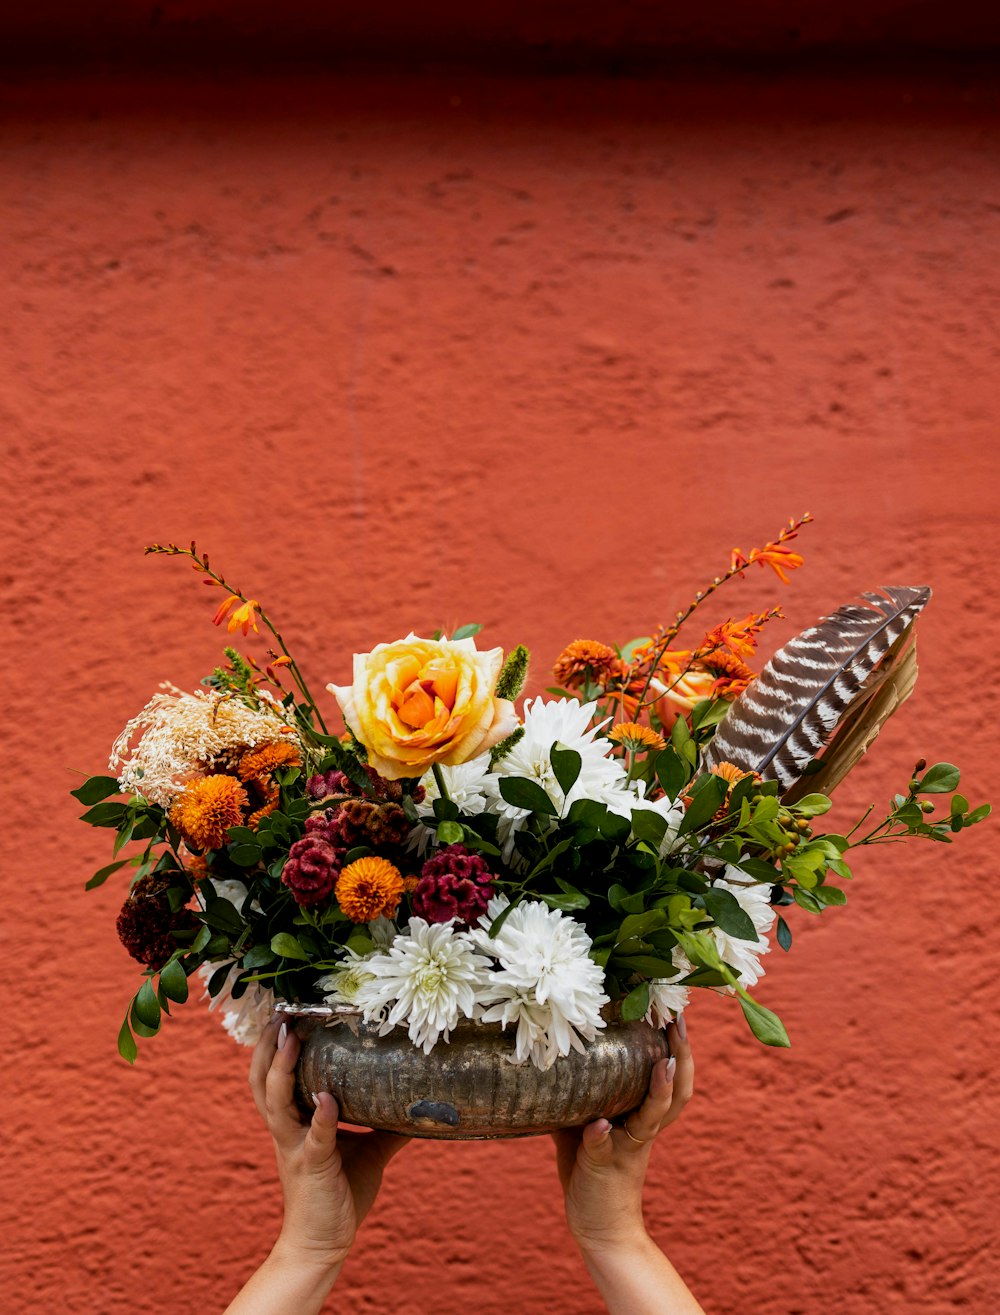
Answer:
[283,1001,671,1140]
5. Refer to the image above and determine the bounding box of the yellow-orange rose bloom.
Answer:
[327,633,520,780]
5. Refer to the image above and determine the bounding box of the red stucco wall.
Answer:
[3,63,999,1314]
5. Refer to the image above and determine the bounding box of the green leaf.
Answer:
[679,775,728,835]
[739,995,791,1047]
[159,958,189,1004]
[527,835,576,879]
[918,762,961,794]
[117,1016,138,1064]
[966,803,992,826]
[654,748,688,801]
[457,830,502,858]
[85,859,130,890]
[704,888,759,942]
[133,979,161,1031]
[432,797,460,822]
[80,801,130,828]
[618,911,670,943]
[540,890,591,912]
[307,734,376,796]
[550,743,582,798]
[271,932,310,961]
[242,944,275,969]
[621,980,651,1021]
[630,809,668,850]
[792,793,833,818]
[793,886,824,915]
[71,775,122,805]
[813,884,847,906]
[776,914,792,952]
[950,794,969,817]
[498,777,558,816]
[600,809,632,845]
[190,924,212,954]
[451,622,483,641]
[489,898,520,938]
[614,954,679,977]
[437,820,464,845]
[229,844,263,868]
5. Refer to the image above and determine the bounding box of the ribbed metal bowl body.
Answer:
[282,1005,671,1140]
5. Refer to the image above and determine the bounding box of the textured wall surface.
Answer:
[2,64,999,1315]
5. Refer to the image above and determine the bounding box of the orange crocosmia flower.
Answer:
[212,594,241,626]
[700,609,781,661]
[228,599,260,635]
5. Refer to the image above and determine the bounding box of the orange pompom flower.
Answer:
[553,640,624,690]
[170,774,248,850]
[608,722,666,753]
[237,740,302,783]
[336,856,405,923]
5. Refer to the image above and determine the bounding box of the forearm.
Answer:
[579,1232,705,1315]
[223,1242,342,1315]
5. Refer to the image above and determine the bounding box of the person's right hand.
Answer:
[248,1015,410,1270]
[551,1019,694,1253]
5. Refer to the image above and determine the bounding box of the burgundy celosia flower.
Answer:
[281,835,341,906]
[336,798,411,847]
[413,844,495,925]
[305,766,425,806]
[116,874,198,969]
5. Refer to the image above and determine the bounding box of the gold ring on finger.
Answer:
[622,1121,650,1145]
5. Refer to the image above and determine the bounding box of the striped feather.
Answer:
[701,585,931,793]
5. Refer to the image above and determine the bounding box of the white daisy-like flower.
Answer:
[477,897,610,1070]
[407,758,491,855]
[478,987,553,1068]
[483,699,628,858]
[352,918,494,1054]
[198,962,274,1047]
[645,946,694,1027]
[710,865,777,988]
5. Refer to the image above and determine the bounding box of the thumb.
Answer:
[578,1118,615,1168]
[303,1091,340,1170]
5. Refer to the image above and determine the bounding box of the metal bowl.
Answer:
[279,1004,671,1140]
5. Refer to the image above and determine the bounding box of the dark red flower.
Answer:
[116,874,198,969]
[281,835,341,906]
[413,844,495,925]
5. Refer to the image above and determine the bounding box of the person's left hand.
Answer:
[248,1015,410,1270]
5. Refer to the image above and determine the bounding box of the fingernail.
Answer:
[665,1056,677,1080]
[674,1012,687,1041]
[278,1021,288,1050]
[311,1091,321,1108]
[595,1119,611,1136]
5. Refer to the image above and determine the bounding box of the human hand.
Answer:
[552,1019,694,1258]
[248,1015,410,1272]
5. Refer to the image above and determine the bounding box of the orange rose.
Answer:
[651,666,717,732]
[327,633,519,780]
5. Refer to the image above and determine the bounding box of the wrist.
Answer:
[270,1233,349,1278]
[573,1225,657,1268]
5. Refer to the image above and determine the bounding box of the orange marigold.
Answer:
[248,795,280,830]
[608,722,666,753]
[171,774,248,850]
[238,740,302,782]
[553,640,624,690]
[336,856,405,923]
[709,761,761,788]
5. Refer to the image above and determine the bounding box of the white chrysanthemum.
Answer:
[109,683,298,808]
[479,986,555,1068]
[198,962,274,1047]
[408,758,491,855]
[711,865,777,988]
[483,699,628,858]
[476,897,609,1070]
[645,946,694,1027]
[317,947,378,1006]
[352,918,494,1054]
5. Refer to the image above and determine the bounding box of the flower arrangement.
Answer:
[76,521,989,1070]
